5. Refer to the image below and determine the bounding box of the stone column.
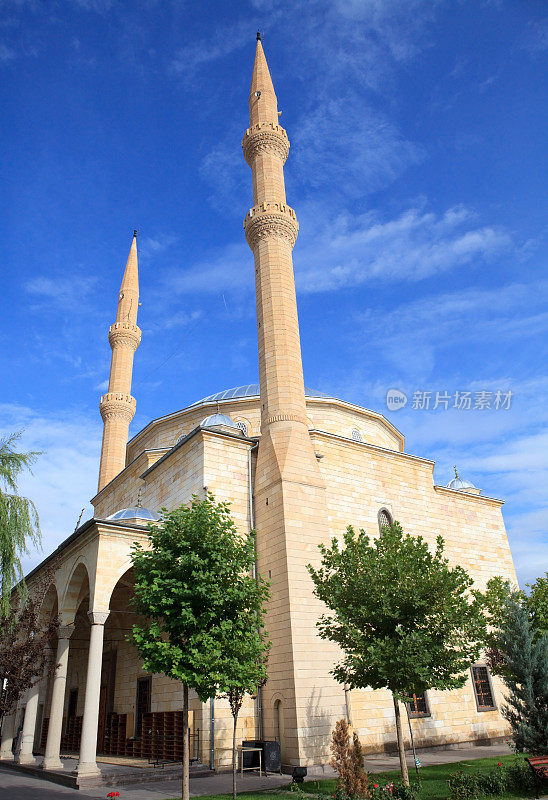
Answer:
[75,611,109,778]
[42,626,73,771]
[0,714,15,760]
[17,682,41,764]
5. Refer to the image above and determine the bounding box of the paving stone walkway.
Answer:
[0,742,514,800]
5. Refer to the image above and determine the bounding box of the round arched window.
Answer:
[378,508,393,533]
[236,420,248,435]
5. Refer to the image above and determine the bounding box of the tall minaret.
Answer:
[97,231,141,492]
[243,35,345,765]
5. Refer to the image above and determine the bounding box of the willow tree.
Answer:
[0,432,41,617]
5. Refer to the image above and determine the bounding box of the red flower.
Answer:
[498,763,502,767]
[374,784,378,789]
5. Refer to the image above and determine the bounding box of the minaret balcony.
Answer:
[99,392,136,423]
[244,202,299,249]
[242,123,290,165]
[108,322,141,351]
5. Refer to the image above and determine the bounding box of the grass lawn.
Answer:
[162,754,536,800]
[300,755,535,800]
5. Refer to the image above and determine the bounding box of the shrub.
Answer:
[330,719,370,799]
[448,758,534,800]
[370,780,420,800]
[447,772,479,800]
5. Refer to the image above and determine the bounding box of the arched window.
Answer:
[378,508,393,533]
[236,420,248,436]
[351,428,362,442]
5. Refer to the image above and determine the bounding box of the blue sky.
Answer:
[1,0,546,586]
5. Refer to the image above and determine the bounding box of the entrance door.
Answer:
[97,685,108,750]
[97,651,116,752]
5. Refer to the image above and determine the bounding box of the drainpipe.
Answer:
[209,697,215,770]
[248,440,263,741]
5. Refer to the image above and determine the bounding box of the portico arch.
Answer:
[61,562,91,625]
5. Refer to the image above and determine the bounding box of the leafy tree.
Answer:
[0,567,58,726]
[0,432,41,616]
[527,573,548,635]
[497,595,548,753]
[308,523,486,786]
[131,494,269,800]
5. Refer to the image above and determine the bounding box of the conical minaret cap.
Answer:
[117,231,139,325]
[249,36,278,126]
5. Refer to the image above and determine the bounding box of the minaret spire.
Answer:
[97,231,141,492]
[243,38,340,765]
[249,35,278,128]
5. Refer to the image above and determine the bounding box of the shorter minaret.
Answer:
[97,231,141,492]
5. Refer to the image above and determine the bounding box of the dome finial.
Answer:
[137,487,142,508]
[454,465,459,479]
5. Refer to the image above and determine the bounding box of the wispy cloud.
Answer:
[169,21,251,77]
[294,202,510,292]
[519,17,548,55]
[0,403,101,573]
[157,201,511,301]
[0,43,16,62]
[26,275,99,308]
[292,99,424,196]
[139,233,178,260]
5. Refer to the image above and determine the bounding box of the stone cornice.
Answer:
[90,447,169,504]
[140,426,256,481]
[433,485,504,507]
[309,428,435,468]
[126,394,404,453]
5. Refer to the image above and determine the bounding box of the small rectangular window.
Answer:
[407,692,429,717]
[471,665,495,710]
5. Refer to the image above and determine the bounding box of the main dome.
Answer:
[190,384,331,406]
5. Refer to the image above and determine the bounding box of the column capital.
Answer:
[58,624,74,640]
[87,610,109,626]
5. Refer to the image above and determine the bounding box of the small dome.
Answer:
[446,467,478,492]
[201,413,240,430]
[107,507,160,522]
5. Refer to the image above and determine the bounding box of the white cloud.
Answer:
[156,202,511,301]
[294,203,510,292]
[0,404,101,574]
[292,99,424,196]
[26,275,98,308]
[139,234,178,260]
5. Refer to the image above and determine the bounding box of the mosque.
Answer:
[0,35,518,784]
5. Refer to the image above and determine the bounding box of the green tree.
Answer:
[0,432,41,617]
[308,522,486,786]
[130,494,269,800]
[497,595,548,753]
[527,573,548,635]
[480,578,548,753]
